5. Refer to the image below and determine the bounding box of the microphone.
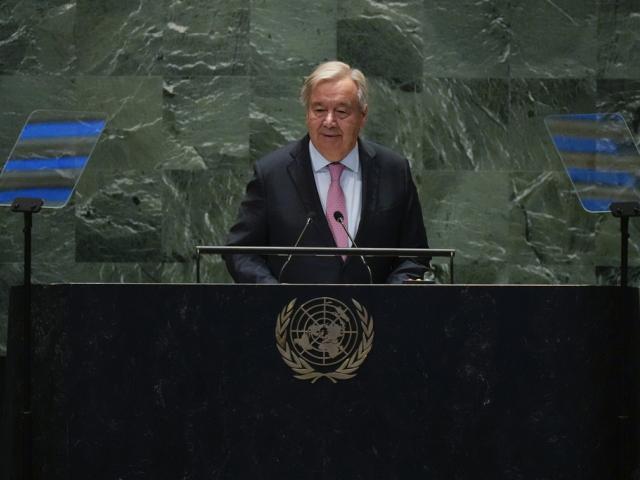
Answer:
[333,211,373,284]
[278,212,316,282]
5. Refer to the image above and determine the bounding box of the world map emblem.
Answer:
[275,297,374,383]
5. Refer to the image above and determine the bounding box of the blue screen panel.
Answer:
[0,110,108,208]
[4,156,89,171]
[552,136,618,155]
[545,112,640,213]
[567,168,637,188]
[20,120,106,140]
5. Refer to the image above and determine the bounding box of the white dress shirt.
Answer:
[309,141,362,244]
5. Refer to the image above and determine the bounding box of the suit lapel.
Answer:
[286,136,336,246]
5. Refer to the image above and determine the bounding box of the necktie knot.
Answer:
[328,162,345,182]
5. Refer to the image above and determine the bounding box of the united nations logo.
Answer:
[275,297,374,383]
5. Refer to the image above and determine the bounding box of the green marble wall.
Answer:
[1,0,640,353]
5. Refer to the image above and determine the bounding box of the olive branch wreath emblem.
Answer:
[275,298,374,383]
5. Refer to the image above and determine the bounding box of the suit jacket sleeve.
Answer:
[223,165,279,284]
[384,160,430,284]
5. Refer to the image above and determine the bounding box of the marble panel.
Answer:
[596,79,640,141]
[4,250,232,289]
[0,1,29,73]
[163,76,250,169]
[73,76,164,173]
[507,171,613,280]
[0,76,80,266]
[160,168,251,265]
[0,1,75,74]
[420,171,512,281]
[504,263,597,285]
[62,262,172,284]
[0,77,78,149]
[160,259,232,284]
[592,213,640,267]
[450,258,567,285]
[423,0,510,78]
[0,114,24,168]
[250,75,306,161]
[75,170,163,262]
[364,77,423,169]
[56,260,223,285]
[0,207,76,266]
[0,211,21,264]
[420,168,610,284]
[422,78,510,171]
[593,76,640,280]
[337,0,422,89]
[597,0,640,79]
[423,165,623,285]
[508,78,597,171]
[250,0,336,76]
[32,260,206,285]
[509,0,598,78]
[74,0,163,75]
[164,0,249,76]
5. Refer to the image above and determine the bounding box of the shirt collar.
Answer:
[309,140,360,173]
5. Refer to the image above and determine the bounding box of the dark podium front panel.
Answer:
[3,284,640,479]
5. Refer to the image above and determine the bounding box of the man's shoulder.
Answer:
[255,137,307,172]
[361,138,409,169]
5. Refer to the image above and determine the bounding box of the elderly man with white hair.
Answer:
[225,61,429,284]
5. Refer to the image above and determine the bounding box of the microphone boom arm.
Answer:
[333,210,373,284]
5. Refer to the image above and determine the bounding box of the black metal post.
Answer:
[23,209,33,480]
[196,251,201,284]
[11,198,43,480]
[610,202,640,287]
[450,255,455,284]
[620,215,629,287]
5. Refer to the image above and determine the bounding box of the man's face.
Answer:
[306,77,367,162]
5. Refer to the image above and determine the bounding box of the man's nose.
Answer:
[322,110,336,126]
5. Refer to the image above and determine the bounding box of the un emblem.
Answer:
[275,297,374,383]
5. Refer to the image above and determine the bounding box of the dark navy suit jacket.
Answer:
[224,135,429,284]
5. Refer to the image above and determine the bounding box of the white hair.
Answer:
[300,61,368,112]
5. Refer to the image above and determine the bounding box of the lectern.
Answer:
[3,283,639,479]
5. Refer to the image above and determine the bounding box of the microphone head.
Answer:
[333,211,344,222]
[307,211,316,222]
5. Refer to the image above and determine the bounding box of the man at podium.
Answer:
[224,61,429,284]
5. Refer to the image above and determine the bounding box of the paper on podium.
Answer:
[545,113,640,213]
[0,110,107,208]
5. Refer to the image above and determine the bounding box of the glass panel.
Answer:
[0,110,107,208]
[545,113,640,213]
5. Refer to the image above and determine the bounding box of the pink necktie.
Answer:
[326,163,349,256]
